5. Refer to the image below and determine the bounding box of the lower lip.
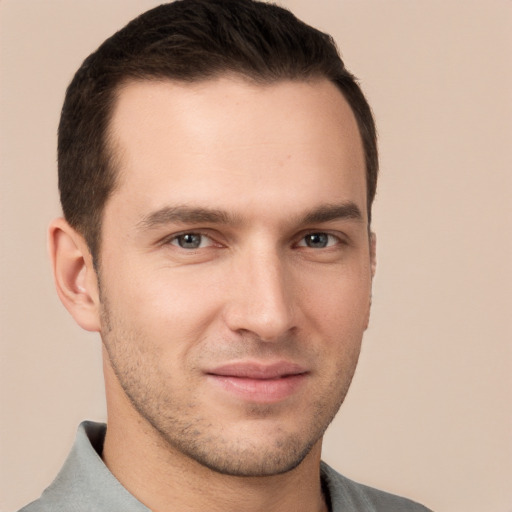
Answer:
[207,374,307,403]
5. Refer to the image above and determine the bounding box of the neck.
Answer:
[103,419,328,512]
[102,394,327,512]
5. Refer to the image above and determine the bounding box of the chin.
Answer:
[187,441,317,477]
[154,416,324,477]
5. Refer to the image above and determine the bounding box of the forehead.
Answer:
[106,76,367,223]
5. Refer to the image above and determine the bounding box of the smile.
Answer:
[206,362,309,403]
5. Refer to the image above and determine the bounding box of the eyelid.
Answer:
[171,233,211,249]
[294,230,346,248]
[157,228,348,250]
[160,229,223,248]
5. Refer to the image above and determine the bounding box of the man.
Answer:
[19,1,431,511]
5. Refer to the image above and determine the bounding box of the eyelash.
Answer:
[296,232,342,249]
[164,231,344,251]
[166,232,217,250]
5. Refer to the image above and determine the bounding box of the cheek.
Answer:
[104,263,225,345]
[299,264,372,331]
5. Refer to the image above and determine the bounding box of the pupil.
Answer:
[307,233,328,248]
[180,234,201,248]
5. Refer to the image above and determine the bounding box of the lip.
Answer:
[206,361,308,403]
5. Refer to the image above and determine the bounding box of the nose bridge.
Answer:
[225,242,295,341]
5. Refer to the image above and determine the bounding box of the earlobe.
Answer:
[48,218,101,332]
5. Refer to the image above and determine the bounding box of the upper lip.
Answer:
[207,361,308,379]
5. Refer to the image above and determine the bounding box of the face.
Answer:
[97,76,374,476]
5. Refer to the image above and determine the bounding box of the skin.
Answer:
[50,76,376,512]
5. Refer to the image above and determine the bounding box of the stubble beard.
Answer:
[99,295,361,478]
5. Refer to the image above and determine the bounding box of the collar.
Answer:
[37,421,149,511]
[34,421,371,512]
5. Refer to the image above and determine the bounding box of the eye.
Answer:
[297,232,339,249]
[170,233,212,249]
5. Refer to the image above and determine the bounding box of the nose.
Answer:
[223,248,297,342]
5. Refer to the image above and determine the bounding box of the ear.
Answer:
[48,218,101,332]
[364,232,377,331]
[369,231,377,278]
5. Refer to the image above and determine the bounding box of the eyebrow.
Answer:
[299,202,364,225]
[137,205,242,230]
[137,201,364,231]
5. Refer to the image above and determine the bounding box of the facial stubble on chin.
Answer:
[98,287,361,478]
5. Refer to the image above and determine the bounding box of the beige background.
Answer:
[1,1,511,511]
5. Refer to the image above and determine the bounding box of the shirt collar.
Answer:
[43,421,343,512]
[41,421,149,511]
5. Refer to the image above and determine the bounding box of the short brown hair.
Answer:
[58,0,378,260]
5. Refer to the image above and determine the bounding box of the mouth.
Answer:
[205,361,309,403]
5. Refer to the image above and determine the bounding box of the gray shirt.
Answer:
[19,421,432,512]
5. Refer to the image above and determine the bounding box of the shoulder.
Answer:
[15,422,148,512]
[321,462,433,512]
[17,501,53,512]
